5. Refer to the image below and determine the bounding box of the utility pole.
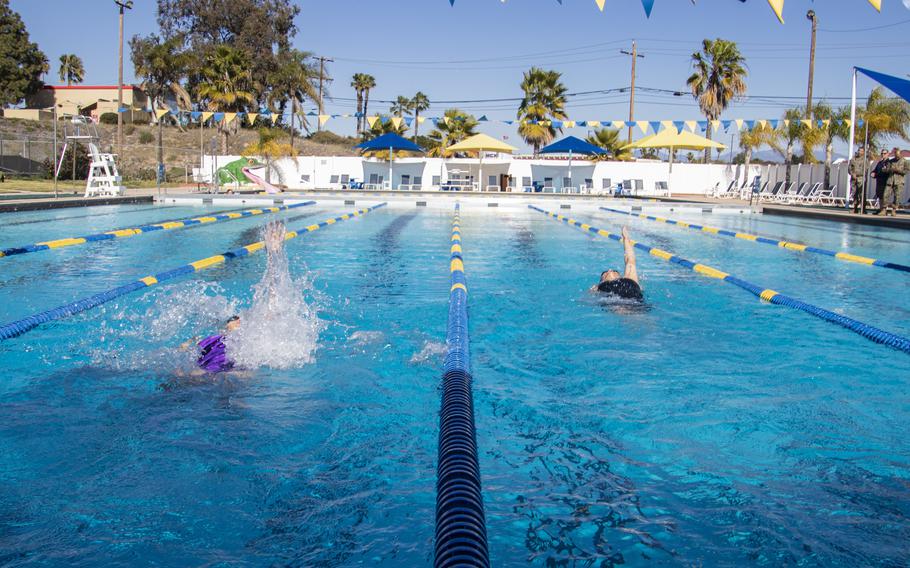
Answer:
[806,10,817,118]
[114,1,133,158]
[620,41,645,144]
[316,56,334,132]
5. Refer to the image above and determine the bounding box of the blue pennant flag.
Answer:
[431,118,440,126]
[504,120,514,125]
[648,120,661,133]
[857,119,864,128]
[769,119,780,129]
[721,120,732,131]
[641,0,655,17]
[404,117,413,126]
[625,121,636,128]
[817,119,825,128]
[354,112,363,118]
[743,120,755,131]
[380,116,390,124]
[190,111,202,120]
[306,111,317,116]
[577,121,587,127]
[672,120,686,133]
[213,112,225,122]
[697,120,708,131]
[551,120,563,128]
[478,115,488,122]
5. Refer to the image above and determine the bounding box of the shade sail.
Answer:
[539,136,608,156]
[355,133,423,153]
[856,67,910,105]
[446,133,516,154]
[622,128,725,150]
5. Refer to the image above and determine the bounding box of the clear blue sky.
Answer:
[11,0,910,153]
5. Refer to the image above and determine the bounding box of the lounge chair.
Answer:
[655,181,669,196]
[758,181,784,201]
[716,180,736,198]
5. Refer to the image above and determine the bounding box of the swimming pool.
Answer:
[1,200,908,566]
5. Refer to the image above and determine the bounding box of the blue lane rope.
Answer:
[435,204,490,568]
[0,204,386,341]
[599,206,910,273]
[530,206,910,355]
[0,201,316,259]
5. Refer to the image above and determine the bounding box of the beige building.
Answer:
[17,85,151,123]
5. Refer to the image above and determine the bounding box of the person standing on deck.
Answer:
[871,149,890,214]
[848,147,867,214]
[881,148,908,217]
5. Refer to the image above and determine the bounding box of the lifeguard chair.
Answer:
[56,115,125,198]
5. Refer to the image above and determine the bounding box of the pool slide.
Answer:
[241,166,282,194]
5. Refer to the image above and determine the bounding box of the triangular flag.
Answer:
[247,113,257,126]
[757,119,768,130]
[743,120,755,131]
[660,120,674,131]
[577,121,587,127]
[201,111,214,123]
[844,119,852,128]
[380,116,390,125]
[213,112,225,123]
[767,0,784,23]
[404,117,413,126]
[672,120,686,133]
[504,120,514,125]
[318,114,330,127]
[868,0,881,11]
[609,120,622,129]
[190,111,202,121]
[366,116,379,128]
[391,117,403,129]
[769,119,780,129]
[636,120,650,134]
[417,116,426,124]
[819,119,830,128]
[594,0,605,10]
[223,112,237,124]
[271,113,280,124]
[697,120,708,132]
[685,120,697,132]
[857,119,864,128]
[564,120,576,128]
[801,119,813,129]
[648,120,662,133]
[710,120,721,132]
[443,116,451,126]
[540,120,551,127]
[734,119,744,131]
[155,108,170,120]
[551,120,563,128]
[641,0,655,17]
[478,115,489,122]
[783,119,790,128]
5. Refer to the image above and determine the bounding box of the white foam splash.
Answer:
[226,221,322,369]
[409,340,447,365]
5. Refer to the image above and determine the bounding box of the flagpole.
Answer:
[847,67,858,209]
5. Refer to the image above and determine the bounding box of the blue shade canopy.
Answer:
[856,68,910,105]
[539,136,608,156]
[355,133,424,153]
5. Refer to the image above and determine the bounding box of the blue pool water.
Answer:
[1,202,908,566]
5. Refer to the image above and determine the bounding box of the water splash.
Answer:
[226,221,322,369]
[409,340,447,365]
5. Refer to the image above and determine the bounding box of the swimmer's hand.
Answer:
[264,221,287,254]
[621,226,630,242]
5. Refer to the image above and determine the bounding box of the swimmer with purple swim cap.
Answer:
[196,315,241,373]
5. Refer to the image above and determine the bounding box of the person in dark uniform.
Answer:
[848,147,867,213]
[871,149,890,213]
[591,226,643,301]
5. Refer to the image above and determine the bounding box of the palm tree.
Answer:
[585,128,631,161]
[360,118,410,160]
[410,91,430,139]
[360,74,377,130]
[862,87,910,151]
[242,127,296,184]
[58,54,84,86]
[778,106,825,182]
[426,109,479,157]
[813,102,851,186]
[390,95,412,118]
[268,49,319,150]
[738,124,780,178]
[686,38,748,162]
[517,67,568,155]
[351,73,372,134]
[197,45,255,154]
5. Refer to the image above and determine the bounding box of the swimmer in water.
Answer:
[590,226,643,301]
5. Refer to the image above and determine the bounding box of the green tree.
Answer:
[242,127,296,184]
[861,86,910,151]
[410,91,430,139]
[426,109,479,157]
[518,67,568,155]
[360,118,410,160]
[58,54,84,86]
[812,102,851,186]
[738,124,780,177]
[351,73,373,135]
[585,127,631,161]
[686,38,747,162]
[197,44,255,154]
[0,0,48,107]
[390,96,412,118]
[267,48,319,149]
[359,74,377,131]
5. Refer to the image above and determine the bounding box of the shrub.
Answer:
[138,131,154,144]
[46,143,90,180]
[99,113,118,125]
[124,124,136,136]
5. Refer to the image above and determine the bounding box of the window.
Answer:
[369,173,379,184]
[544,177,553,186]
[401,174,411,185]
[522,176,531,187]
[340,174,350,184]
[602,178,611,189]
[432,176,441,186]
[414,176,422,185]
[488,175,497,186]
[300,174,311,183]
[329,175,340,184]
[562,177,572,187]
[584,178,593,189]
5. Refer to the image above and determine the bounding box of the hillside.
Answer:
[0,117,357,181]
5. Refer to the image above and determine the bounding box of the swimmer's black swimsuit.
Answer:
[597,278,643,301]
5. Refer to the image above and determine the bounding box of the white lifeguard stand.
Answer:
[56,115,125,198]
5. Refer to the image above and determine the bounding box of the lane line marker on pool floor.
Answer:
[0,201,316,259]
[599,206,910,274]
[0,204,386,341]
[530,205,910,355]
[435,203,490,568]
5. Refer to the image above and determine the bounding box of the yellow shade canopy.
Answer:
[623,128,726,151]
[446,133,517,154]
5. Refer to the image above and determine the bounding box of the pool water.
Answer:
[1,202,908,566]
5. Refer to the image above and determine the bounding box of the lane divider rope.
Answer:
[530,205,910,355]
[0,201,316,259]
[599,206,910,274]
[435,203,490,568]
[0,204,386,341]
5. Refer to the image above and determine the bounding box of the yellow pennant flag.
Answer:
[757,119,768,130]
[223,112,237,125]
[564,120,576,128]
[366,116,380,129]
[318,114,331,127]
[246,113,257,126]
[821,119,830,129]
[767,0,784,23]
[443,116,451,126]
[710,120,721,132]
[636,120,649,134]
[734,119,744,131]
[868,0,881,11]
[201,111,214,123]
[594,0,606,10]
[390,117,403,129]
[585,121,599,128]
[783,119,790,128]
[660,120,674,131]
[685,120,697,132]
[155,108,170,120]
[612,120,626,129]
[270,113,280,125]
[801,119,813,129]
[844,119,852,128]
[417,116,426,125]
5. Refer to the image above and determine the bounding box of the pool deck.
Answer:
[0,194,153,213]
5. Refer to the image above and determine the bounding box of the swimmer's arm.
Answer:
[179,337,200,351]
[621,226,639,285]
